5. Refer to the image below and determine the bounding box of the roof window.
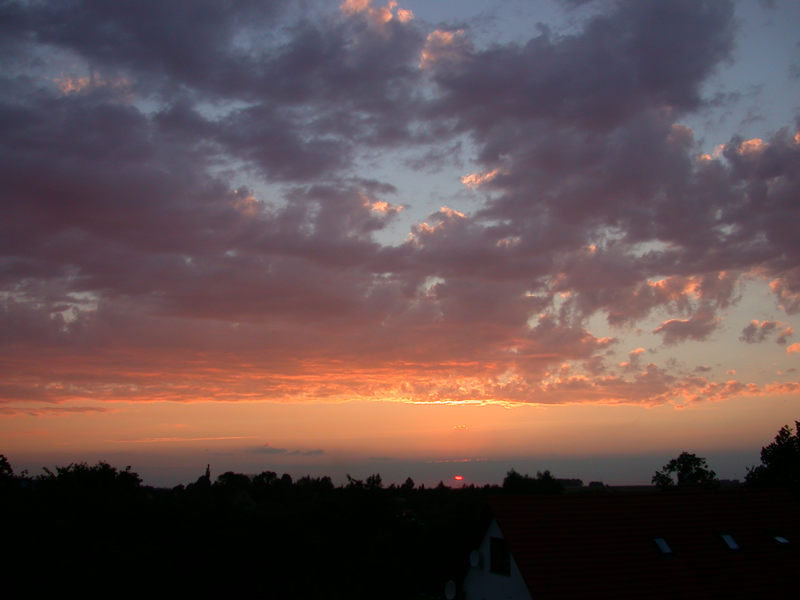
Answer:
[653,537,672,554]
[774,536,789,544]
[721,534,739,550]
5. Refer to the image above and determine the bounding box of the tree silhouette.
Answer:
[502,469,563,494]
[652,452,718,489]
[215,471,251,490]
[366,473,383,490]
[0,454,13,479]
[40,460,142,491]
[0,454,17,491]
[745,420,800,490]
[346,474,364,489]
[252,470,277,487]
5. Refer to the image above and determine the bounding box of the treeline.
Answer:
[0,458,518,598]
[650,420,800,491]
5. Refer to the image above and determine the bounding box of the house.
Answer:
[460,489,800,599]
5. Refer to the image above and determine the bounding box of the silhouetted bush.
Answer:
[502,469,564,494]
[652,452,719,489]
[746,421,800,490]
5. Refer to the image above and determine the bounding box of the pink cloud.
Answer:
[740,319,793,344]
[652,305,720,345]
[0,0,797,414]
[0,405,109,418]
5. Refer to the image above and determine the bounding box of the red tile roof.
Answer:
[488,489,800,599]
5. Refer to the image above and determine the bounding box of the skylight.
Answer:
[721,534,739,550]
[653,537,672,554]
[774,536,789,544]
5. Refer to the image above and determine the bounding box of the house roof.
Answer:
[487,489,800,600]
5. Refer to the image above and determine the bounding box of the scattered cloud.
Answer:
[342,0,413,22]
[126,436,253,444]
[252,444,325,456]
[460,168,507,189]
[419,29,467,69]
[740,320,793,344]
[653,306,720,345]
[0,405,109,417]
[0,0,797,410]
[619,347,646,371]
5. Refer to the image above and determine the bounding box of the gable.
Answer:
[462,517,533,600]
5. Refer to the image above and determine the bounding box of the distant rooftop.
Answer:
[487,489,800,599]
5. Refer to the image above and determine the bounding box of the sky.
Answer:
[1,0,800,487]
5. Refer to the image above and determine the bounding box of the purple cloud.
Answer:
[740,320,793,345]
[653,305,720,345]
[252,444,325,456]
[0,0,798,410]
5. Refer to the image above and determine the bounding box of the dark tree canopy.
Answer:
[0,457,495,598]
[366,473,383,490]
[745,420,800,490]
[652,452,718,489]
[40,460,142,490]
[502,469,564,494]
[0,454,13,479]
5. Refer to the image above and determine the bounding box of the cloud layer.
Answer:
[1,0,799,409]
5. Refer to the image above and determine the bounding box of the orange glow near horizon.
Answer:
[2,394,799,483]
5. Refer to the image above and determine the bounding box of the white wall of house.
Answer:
[461,518,533,600]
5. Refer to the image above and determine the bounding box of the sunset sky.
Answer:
[2,0,800,487]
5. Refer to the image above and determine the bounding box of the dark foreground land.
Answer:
[3,435,800,599]
[2,463,496,598]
